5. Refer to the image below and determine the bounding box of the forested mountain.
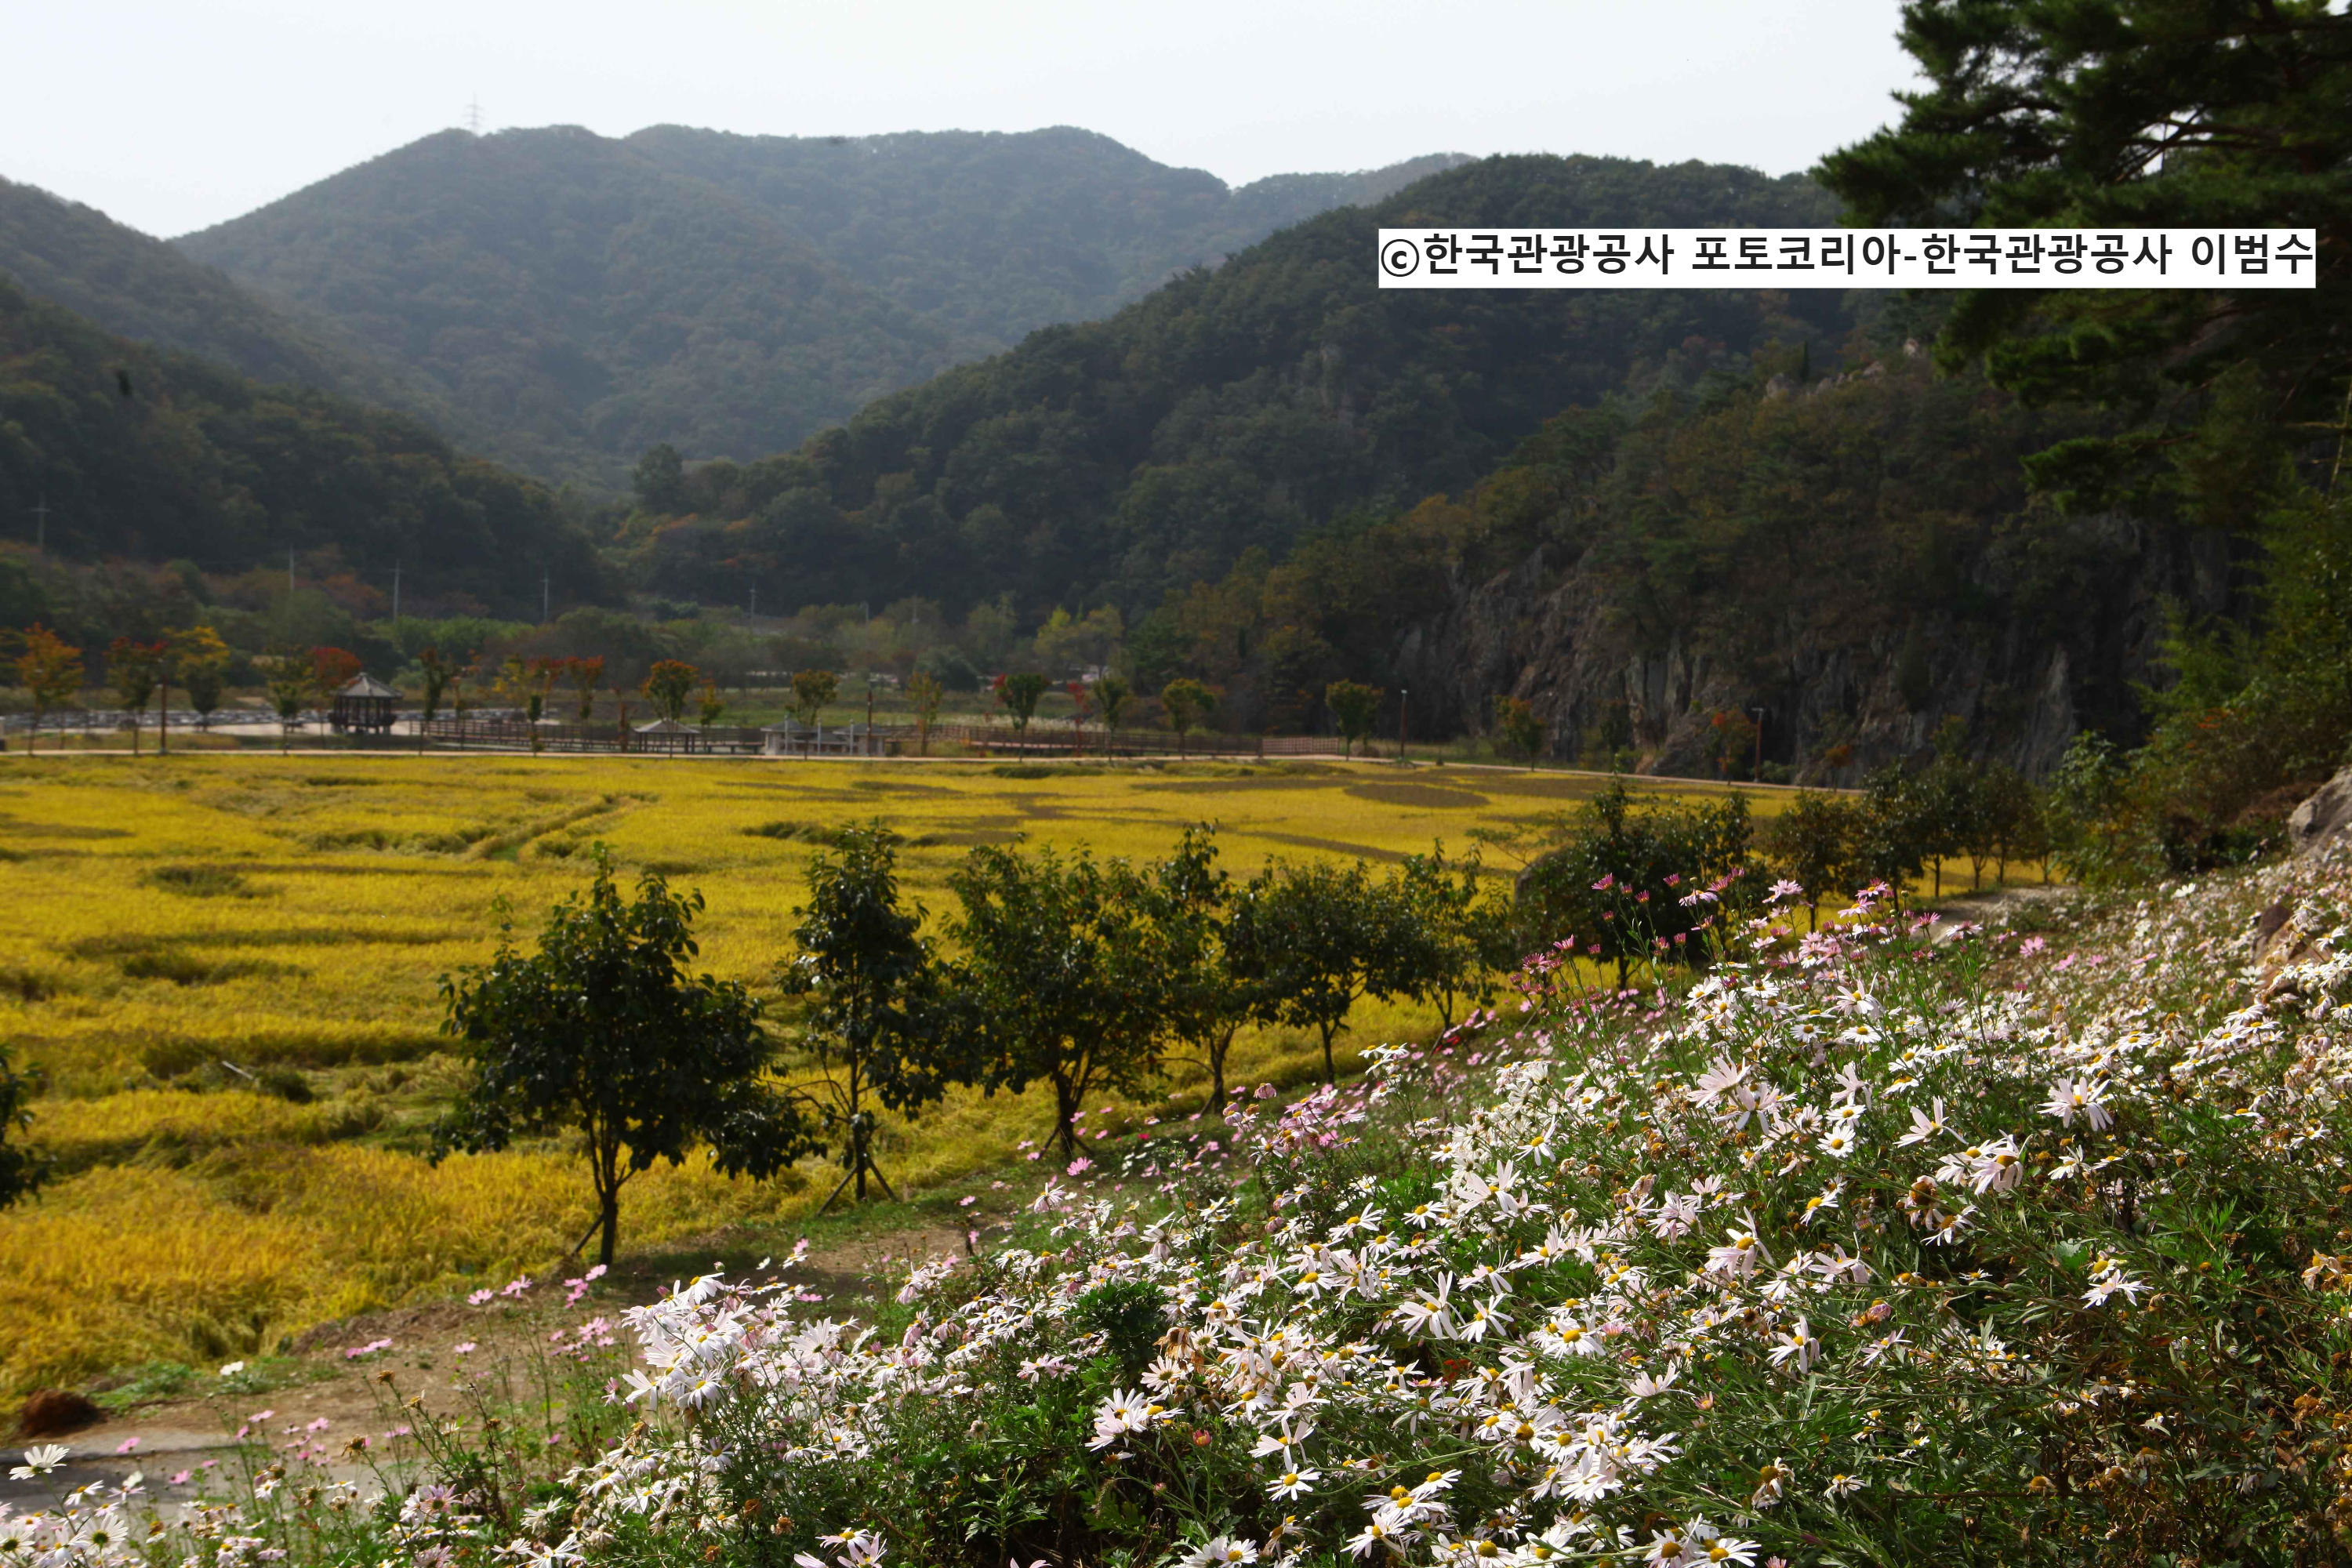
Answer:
[1131,336,2202,778]
[0,275,601,619]
[612,154,1851,616]
[173,127,1464,488]
[0,176,451,428]
[624,126,1468,347]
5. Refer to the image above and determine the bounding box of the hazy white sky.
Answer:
[8,0,1922,239]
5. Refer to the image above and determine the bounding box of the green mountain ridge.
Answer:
[616,152,1853,619]
[0,273,599,620]
[0,176,455,432]
[171,126,1469,490]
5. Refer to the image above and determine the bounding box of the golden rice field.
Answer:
[0,752,1766,1394]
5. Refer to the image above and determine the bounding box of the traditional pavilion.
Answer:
[633,717,702,754]
[328,673,399,734]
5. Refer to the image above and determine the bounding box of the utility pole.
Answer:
[1751,707,1766,780]
[289,549,296,593]
[542,573,550,624]
[865,674,877,757]
[391,561,401,622]
[27,495,48,554]
[748,584,756,619]
[1399,688,1408,763]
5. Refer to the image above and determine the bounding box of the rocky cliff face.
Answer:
[1395,513,2236,783]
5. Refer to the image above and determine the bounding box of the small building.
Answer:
[329,673,399,734]
[634,717,703,755]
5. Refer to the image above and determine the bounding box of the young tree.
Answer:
[1132,826,1256,1116]
[310,647,363,737]
[108,638,163,756]
[165,624,230,746]
[418,647,457,728]
[568,655,605,721]
[1065,679,1094,752]
[946,844,1161,1161]
[1916,719,1978,898]
[1161,677,1212,756]
[906,670,944,756]
[1985,765,2050,884]
[697,681,727,728]
[1325,680,1382,760]
[11,626,83,757]
[1394,843,1514,1032]
[499,655,559,752]
[1853,763,1929,909]
[994,670,1047,740]
[775,823,961,1207]
[0,1044,44,1210]
[789,667,839,728]
[1095,673,1133,749]
[264,654,311,752]
[1229,858,1412,1085]
[176,627,231,733]
[644,659,701,724]
[433,851,815,1265]
[1758,790,1860,930]
[1491,695,1546,768]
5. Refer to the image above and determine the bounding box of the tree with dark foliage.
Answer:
[776,823,960,1207]
[0,1046,43,1210]
[433,851,814,1265]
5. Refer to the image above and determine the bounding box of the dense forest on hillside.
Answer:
[610,154,1850,616]
[625,126,1468,346]
[0,276,601,620]
[171,128,1462,488]
[0,178,451,430]
[1124,332,2177,773]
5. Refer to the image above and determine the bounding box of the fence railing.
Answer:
[2,707,1365,761]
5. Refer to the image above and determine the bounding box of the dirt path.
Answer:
[1,1215,976,1509]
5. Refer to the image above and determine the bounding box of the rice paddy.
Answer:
[0,752,1763,1393]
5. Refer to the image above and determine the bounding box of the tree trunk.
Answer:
[1320,1023,1337,1086]
[1206,1026,1237,1118]
[599,1189,619,1267]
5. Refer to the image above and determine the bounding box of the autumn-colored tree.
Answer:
[171,625,232,733]
[310,647,363,708]
[1065,680,1094,752]
[108,638,165,756]
[13,625,85,756]
[499,655,561,753]
[568,655,605,721]
[994,671,1047,739]
[698,681,727,728]
[643,659,700,724]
